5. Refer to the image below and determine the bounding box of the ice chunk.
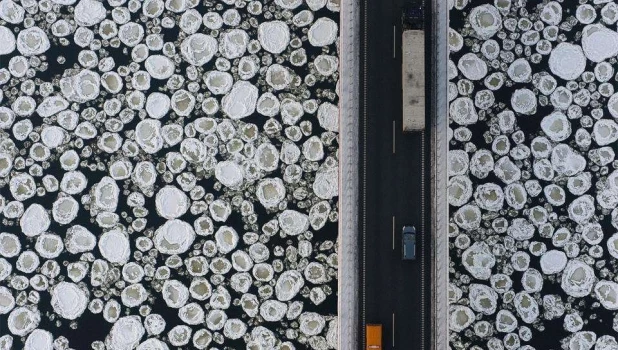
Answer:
[137,339,169,350]
[581,24,618,63]
[214,226,238,254]
[0,0,24,24]
[595,280,618,310]
[474,183,504,211]
[256,143,280,171]
[568,331,596,350]
[51,282,88,319]
[568,194,595,224]
[223,319,247,340]
[540,1,562,24]
[514,292,539,324]
[313,163,338,199]
[450,97,478,125]
[505,183,527,210]
[541,111,571,142]
[16,27,50,56]
[178,303,204,325]
[35,233,63,259]
[317,102,339,132]
[469,284,498,315]
[52,196,79,225]
[494,156,521,184]
[457,53,487,80]
[36,96,69,118]
[258,21,290,54]
[596,335,618,350]
[511,88,537,115]
[0,232,20,258]
[24,329,53,350]
[154,219,195,255]
[155,186,189,219]
[65,225,96,254]
[507,58,532,83]
[7,307,40,336]
[448,175,473,207]
[94,176,120,212]
[461,242,495,280]
[215,160,244,189]
[181,34,217,66]
[607,233,618,259]
[135,119,163,154]
[593,119,618,146]
[74,0,106,26]
[106,316,145,350]
[551,144,586,176]
[219,29,249,59]
[449,305,475,332]
[495,310,518,333]
[276,270,304,301]
[145,92,170,119]
[278,210,309,236]
[222,81,258,119]
[308,18,338,47]
[98,228,131,264]
[549,43,586,81]
[260,300,287,322]
[468,4,502,39]
[20,204,49,237]
[561,260,595,297]
[540,250,567,274]
[508,218,534,240]
[145,55,175,80]
[162,280,189,308]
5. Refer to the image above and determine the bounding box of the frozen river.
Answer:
[449,1,618,349]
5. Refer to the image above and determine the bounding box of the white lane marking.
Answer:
[393,25,396,58]
[392,120,396,154]
[392,216,395,250]
[392,312,395,348]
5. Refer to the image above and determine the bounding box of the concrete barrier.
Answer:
[339,0,360,349]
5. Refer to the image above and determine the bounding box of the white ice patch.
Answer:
[308,18,338,47]
[549,43,586,81]
[155,186,189,219]
[98,228,131,264]
[222,81,258,119]
[582,24,618,62]
[51,281,88,320]
[154,219,196,255]
[258,21,290,54]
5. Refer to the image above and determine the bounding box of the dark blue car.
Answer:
[402,225,417,260]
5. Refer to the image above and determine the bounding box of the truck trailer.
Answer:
[402,29,426,132]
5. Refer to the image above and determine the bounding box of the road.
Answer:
[359,0,431,348]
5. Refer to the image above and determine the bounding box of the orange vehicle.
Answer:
[366,324,383,350]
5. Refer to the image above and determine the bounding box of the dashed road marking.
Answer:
[392,312,395,348]
[392,216,395,250]
[393,25,396,58]
[392,120,396,154]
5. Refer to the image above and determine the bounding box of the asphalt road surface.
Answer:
[359,0,431,349]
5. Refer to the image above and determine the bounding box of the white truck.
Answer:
[402,29,425,132]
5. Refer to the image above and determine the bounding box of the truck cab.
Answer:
[366,324,382,350]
